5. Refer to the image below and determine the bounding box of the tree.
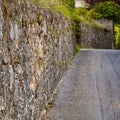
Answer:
[85,0,120,8]
[89,1,120,24]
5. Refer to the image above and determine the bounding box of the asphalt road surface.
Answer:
[46,49,120,120]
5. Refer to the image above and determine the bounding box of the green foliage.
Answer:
[53,5,72,17]
[89,1,120,48]
[31,0,74,18]
[60,0,74,9]
[72,8,105,29]
[73,21,81,40]
[89,1,120,23]
[31,0,103,27]
[115,24,120,49]
[73,44,82,56]
[31,0,74,10]
[74,8,88,17]
[31,0,110,47]
[31,0,60,9]
[88,9,102,19]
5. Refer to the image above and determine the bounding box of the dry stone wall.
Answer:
[80,19,114,49]
[0,0,74,119]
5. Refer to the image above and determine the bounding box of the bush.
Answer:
[59,0,74,9]
[89,1,120,24]
[115,24,120,49]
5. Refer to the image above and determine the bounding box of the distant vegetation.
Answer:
[60,0,75,9]
[115,24,120,49]
[85,0,120,8]
[31,0,120,49]
[88,1,120,48]
[89,1,120,24]
[31,0,105,26]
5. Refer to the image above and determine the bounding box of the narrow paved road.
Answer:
[46,49,120,120]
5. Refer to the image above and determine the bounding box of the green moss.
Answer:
[41,116,45,120]
[37,57,44,67]
[37,14,42,25]
[44,105,49,111]
[73,44,82,56]
[55,61,60,67]
[49,25,55,36]
[67,59,72,65]
[29,20,36,25]
[35,50,39,55]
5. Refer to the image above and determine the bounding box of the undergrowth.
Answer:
[31,0,120,49]
[115,24,120,49]
[31,0,104,28]
[73,44,82,56]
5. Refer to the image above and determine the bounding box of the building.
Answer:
[75,0,86,7]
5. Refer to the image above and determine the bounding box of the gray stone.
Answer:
[0,7,3,40]
[80,19,114,49]
[0,0,75,119]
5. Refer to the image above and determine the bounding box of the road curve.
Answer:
[46,49,120,120]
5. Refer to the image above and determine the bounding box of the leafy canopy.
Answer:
[89,1,120,23]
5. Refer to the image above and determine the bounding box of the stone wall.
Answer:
[0,0,75,119]
[80,19,114,49]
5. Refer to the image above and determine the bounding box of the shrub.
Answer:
[89,1,120,24]
[115,24,120,49]
[59,0,75,9]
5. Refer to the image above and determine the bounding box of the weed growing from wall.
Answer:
[73,44,82,56]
